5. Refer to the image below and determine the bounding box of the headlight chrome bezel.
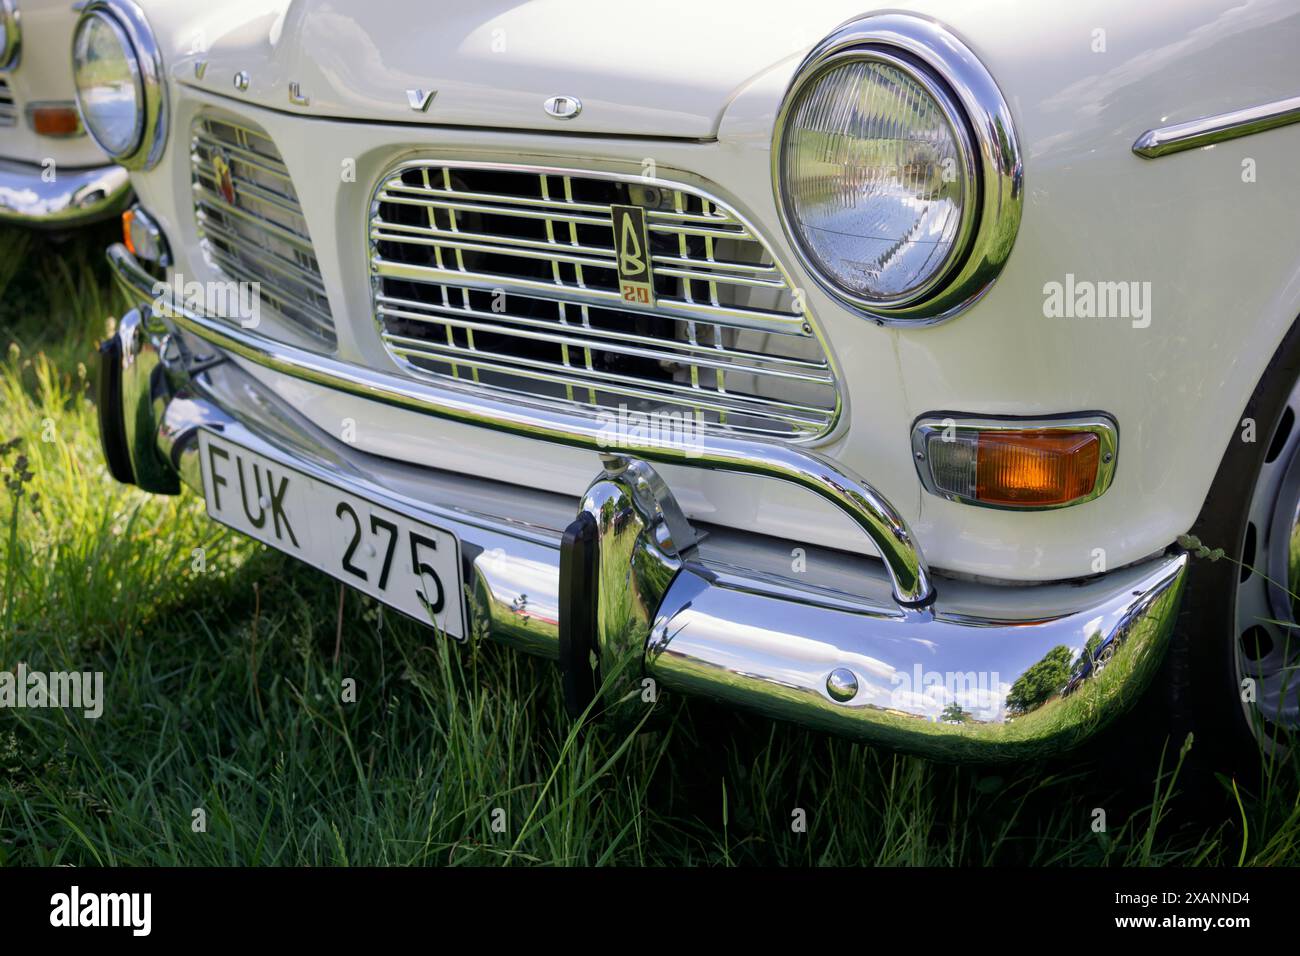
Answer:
[0,0,20,71]
[72,0,167,170]
[773,14,1023,326]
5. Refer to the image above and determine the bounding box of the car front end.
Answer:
[86,0,1300,760]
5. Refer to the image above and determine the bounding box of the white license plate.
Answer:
[197,430,465,638]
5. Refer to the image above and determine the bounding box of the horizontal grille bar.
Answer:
[369,162,838,440]
[371,258,810,336]
[372,218,784,285]
[375,296,833,385]
[0,80,15,127]
[191,114,335,347]
[382,332,832,428]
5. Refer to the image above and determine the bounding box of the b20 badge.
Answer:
[610,204,654,307]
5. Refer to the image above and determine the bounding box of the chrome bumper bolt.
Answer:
[826,667,859,702]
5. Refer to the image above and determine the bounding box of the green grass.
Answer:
[0,224,1297,866]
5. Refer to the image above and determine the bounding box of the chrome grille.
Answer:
[0,80,15,127]
[191,115,334,346]
[369,162,838,440]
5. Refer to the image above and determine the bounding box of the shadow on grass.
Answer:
[0,223,128,365]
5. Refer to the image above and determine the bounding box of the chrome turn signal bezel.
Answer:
[911,413,1119,511]
[772,13,1024,326]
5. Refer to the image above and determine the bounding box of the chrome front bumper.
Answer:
[99,244,1189,761]
[0,158,131,228]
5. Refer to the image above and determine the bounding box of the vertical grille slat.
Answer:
[369,162,838,441]
[190,115,335,347]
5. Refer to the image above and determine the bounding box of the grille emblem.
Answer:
[212,150,236,205]
[406,89,435,112]
[543,95,582,120]
[610,204,654,306]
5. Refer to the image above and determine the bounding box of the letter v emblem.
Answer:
[406,89,436,112]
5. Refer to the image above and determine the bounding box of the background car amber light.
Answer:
[28,104,83,138]
[975,430,1100,506]
[913,416,1118,510]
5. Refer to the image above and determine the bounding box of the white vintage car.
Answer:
[84,0,1300,765]
[0,0,129,227]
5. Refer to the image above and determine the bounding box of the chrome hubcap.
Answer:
[1235,383,1300,747]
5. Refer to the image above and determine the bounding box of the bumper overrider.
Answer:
[98,244,1188,761]
[0,157,131,228]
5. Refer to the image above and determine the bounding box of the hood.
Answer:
[165,0,864,138]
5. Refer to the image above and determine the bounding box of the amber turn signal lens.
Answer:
[974,430,1099,507]
[917,419,1114,509]
[121,209,137,255]
[29,105,82,137]
[121,205,171,268]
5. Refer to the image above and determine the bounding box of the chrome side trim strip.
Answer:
[109,243,934,606]
[1133,95,1300,158]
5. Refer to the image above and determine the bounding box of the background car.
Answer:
[0,0,129,229]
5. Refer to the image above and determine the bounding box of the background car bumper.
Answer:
[96,244,1190,761]
[0,158,131,228]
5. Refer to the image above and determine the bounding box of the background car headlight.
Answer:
[774,14,1023,324]
[0,0,20,71]
[71,0,166,169]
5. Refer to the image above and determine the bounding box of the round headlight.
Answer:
[774,15,1022,324]
[781,52,975,307]
[0,0,20,70]
[73,12,143,155]
[71,0,166,169]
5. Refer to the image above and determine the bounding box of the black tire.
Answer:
[1144,314,1300,788]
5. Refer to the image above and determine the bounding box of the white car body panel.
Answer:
[163,0,836,138]
[123,0,1300,581]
